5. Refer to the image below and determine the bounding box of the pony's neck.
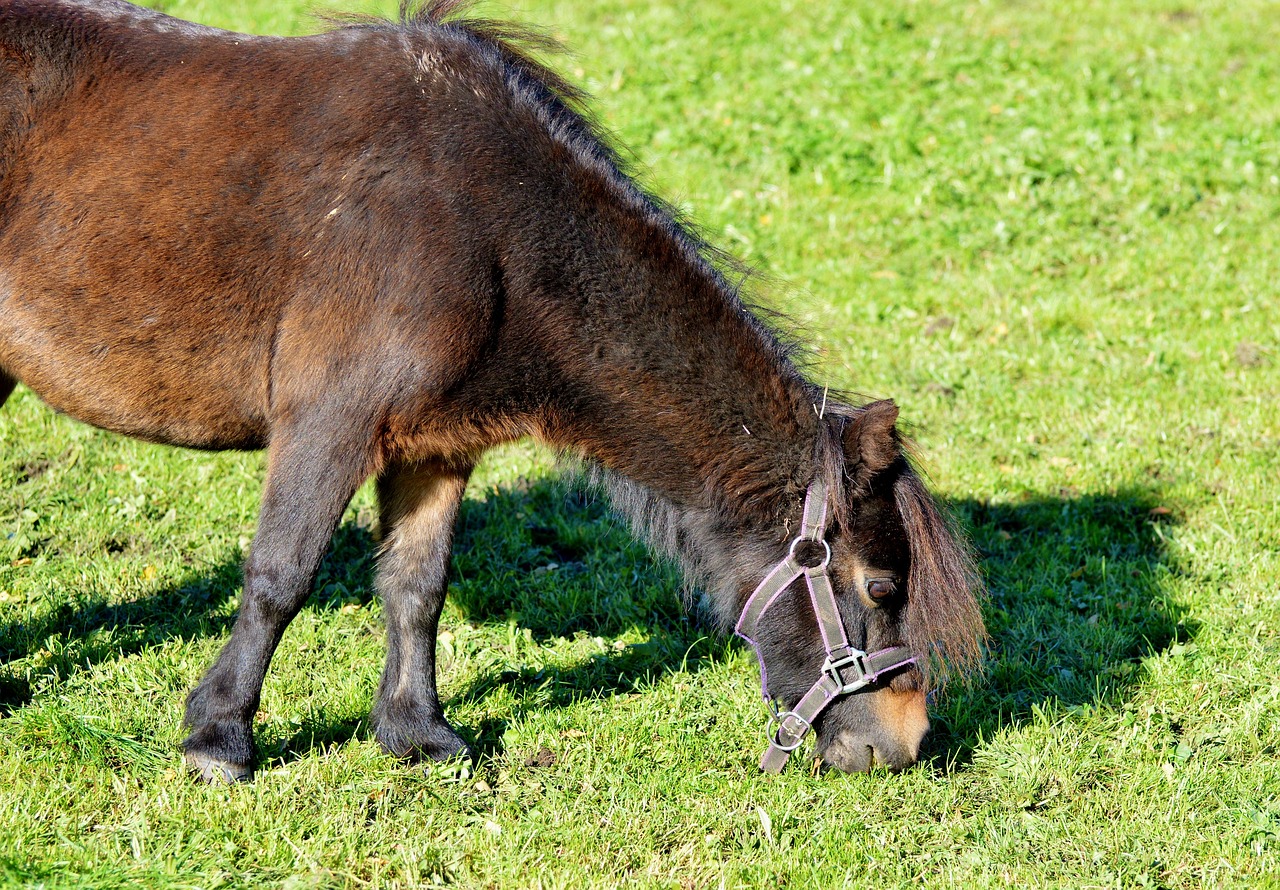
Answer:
[524,204,826,537]
[446,31,831,538]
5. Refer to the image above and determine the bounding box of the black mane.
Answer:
[390,0,756,298]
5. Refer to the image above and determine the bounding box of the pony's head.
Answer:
[742,399,985,772]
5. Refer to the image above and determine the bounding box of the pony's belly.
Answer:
[4,367,269,451]
[2,358,269,450]
[0,287,271,450]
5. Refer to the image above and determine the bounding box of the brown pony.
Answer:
[0,0,984,780]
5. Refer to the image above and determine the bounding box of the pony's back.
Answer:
[0,1,548,448]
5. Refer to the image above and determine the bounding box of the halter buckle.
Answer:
[821,649,874,695]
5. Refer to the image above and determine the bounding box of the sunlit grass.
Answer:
[2,0,1278,887]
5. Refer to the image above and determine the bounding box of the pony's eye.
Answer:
[865,578,897,601]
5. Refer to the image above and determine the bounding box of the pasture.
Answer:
[1,0,1277,886]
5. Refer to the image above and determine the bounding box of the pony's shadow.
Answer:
[0,522,380,715]
[277,480,712,762]
[921,487,1191,769]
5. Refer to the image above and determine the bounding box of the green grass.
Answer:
[2,0,1279,886]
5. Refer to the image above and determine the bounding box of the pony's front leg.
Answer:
[0,372,15,408]
[371,458,472,763]
[182,429,373,782]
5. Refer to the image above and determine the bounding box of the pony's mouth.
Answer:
[816,731,916,772]
[813,689,930,772]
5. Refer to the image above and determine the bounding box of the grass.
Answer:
[2,0,1278,886]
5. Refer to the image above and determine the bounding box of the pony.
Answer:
[0,0,984,780]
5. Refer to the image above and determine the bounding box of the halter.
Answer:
[734,478,917,772]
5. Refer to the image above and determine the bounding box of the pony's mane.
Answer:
[892,466,986,682]
[354,0,757,299]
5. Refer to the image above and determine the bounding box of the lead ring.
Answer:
[766,710,812,752]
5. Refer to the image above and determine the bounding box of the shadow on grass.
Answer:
[921,487,1193,770]
[276,479,716,763]
[0,522,380,715]
[2,471,1190,772]
[0,558,243,715]
[273,632,722,765]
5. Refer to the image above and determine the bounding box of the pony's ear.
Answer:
[843,399,900,490]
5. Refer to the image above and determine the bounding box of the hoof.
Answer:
[387,730,474,764]
[180,716,254,782]
[374,712,473,763]
[184,752,253,784]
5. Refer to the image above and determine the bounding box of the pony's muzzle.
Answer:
[815,688,929,772]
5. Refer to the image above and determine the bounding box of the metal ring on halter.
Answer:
[765,710,812,752]
[787,536,831,571]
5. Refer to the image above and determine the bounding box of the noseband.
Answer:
[734,478,917,772]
